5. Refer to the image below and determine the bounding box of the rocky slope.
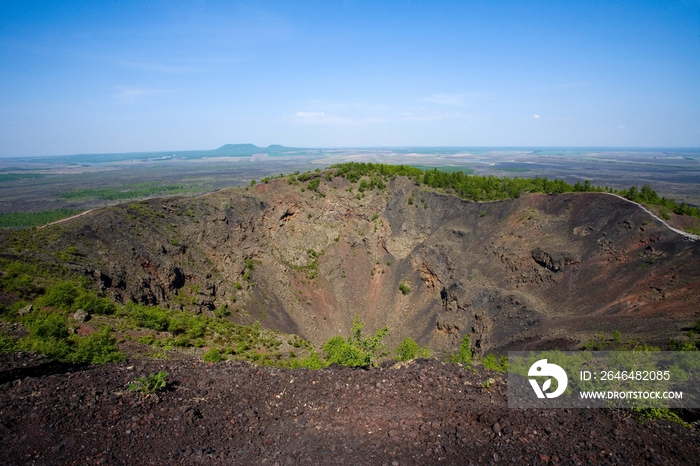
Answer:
[2,351,699,465]
[7,171,700,354]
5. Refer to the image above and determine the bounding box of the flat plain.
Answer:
[1,147,698,217]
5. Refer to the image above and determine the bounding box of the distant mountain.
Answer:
[213,144,260,153]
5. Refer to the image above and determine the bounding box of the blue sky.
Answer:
[0,0,699,156]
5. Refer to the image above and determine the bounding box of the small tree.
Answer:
[449,334,472,365]
[323,316,388,368]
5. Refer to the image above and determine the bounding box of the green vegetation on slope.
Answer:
[9,307,125,364]
[330,162,700,218]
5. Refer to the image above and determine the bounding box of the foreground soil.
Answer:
[1,352,699,465]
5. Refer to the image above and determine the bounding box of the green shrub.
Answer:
[138,334,155,345]
[0,332,16,353]
[282,351,328,370]
[203,348,224,363]
[395,337,418,361]
[18,334,72,360]
[3,274,38,297]
[187,320,206,339]
[395,337,431,361]
[214,304,231,318]
[19,310,124,364]
[37,282,80,310]
[73,292,116,315]
[323,316,388,368]
[399,281,411,295]
[173,335,191,347]
[417,345,432,358]
[128,371,168,394]
[297,351,326,369]
[0,261,43,297]
[669,339,698,351]
[18,310,71,359]
[637,407,692,428]
[308,178,320,191]
[167,313,190,335]
[323,335,366,367]
[449,334,472,365]
[23,310,68,340]
[126,303,170,331]
[482,353,508,372]
[68,327,125,364]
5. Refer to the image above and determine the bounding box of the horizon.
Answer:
[1,1,699,157]
[3,144,700,160]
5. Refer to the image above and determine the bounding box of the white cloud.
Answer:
[533,114,540,119]
[619,125,626,129]
[401,112,466,122]
[423,93,467,106]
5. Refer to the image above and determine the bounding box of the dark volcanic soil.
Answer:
[1,352,699,465]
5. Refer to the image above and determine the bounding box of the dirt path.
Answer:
[602,192,699,241]
[38,209,95,229]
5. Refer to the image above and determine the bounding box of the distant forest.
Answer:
[61,182,189,201]
[0,209,81,228]
[330,162,700,218]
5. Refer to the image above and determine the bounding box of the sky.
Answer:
[0,0,699,157]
